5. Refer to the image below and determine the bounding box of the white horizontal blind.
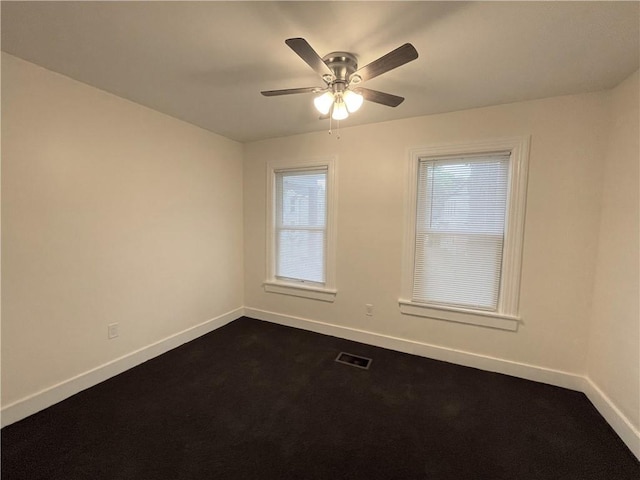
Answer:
[275,168,327,284]
[413,154,510,310]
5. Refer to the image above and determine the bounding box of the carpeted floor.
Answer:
[2,316,639,479]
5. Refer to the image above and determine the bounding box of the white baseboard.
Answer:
[583,377,640,459]
[4,306,638,461]
[1,307,244,427]
[245,307,585,391]
[245,307,638,460]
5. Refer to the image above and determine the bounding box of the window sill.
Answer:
[398,299,520,331]
[264,281,337,302]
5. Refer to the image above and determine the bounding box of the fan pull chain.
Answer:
[326,107,340,140]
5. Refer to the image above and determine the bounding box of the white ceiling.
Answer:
[2,1,638,143]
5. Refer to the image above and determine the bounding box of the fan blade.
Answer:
[285,38,334,79]
[355,87,405,107]
[350,43,418,83]
[261,87,323,97]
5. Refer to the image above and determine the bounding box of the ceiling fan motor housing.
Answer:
[322,52,358,88]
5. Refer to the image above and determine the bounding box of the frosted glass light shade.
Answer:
[314,92,334,115]
[343,90,363,113]
[331,100,348,120]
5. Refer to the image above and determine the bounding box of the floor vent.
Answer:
[335,352,372,370]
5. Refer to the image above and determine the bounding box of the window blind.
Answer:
[275,168,327,284]
[413,154,510,310]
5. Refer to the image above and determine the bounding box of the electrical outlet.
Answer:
[108,323,119,339]
[365,304,373,316]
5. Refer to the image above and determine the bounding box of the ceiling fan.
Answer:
[261,38,419,121]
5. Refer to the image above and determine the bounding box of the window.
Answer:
[275,169,326,284]
[400,137,529,331]
[414,155,509,310]
[265,157,337,302]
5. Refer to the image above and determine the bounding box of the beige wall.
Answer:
[587,71,640,430]
[244,91,610,376]
[1,54,244,407]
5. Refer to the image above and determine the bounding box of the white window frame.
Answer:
[264,156,337,302]
[400,136,530,331]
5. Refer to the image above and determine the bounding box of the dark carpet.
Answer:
[2,317,638,479]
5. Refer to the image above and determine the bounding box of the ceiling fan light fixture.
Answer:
[343,90,363,113]
[314,91,334,115]
[331,99,349,120]
[262,38,419,133]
